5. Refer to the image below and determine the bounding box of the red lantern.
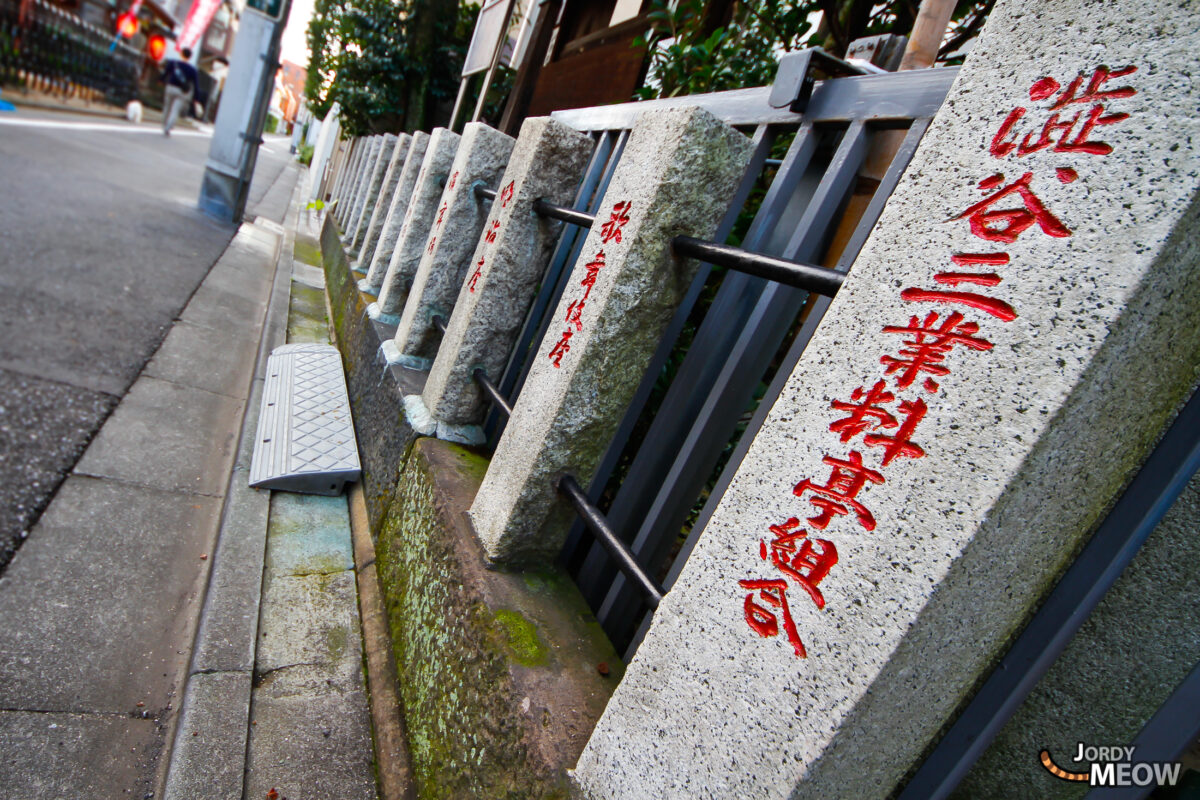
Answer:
[115,10,139,38]
[147,32,166,61]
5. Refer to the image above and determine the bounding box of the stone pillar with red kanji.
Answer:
[371,128,461,323]
[359,132,430,294]
[354,132,411,270]
[467,107,753,565]
[571,2,1200,798]
[418,117,593,433]
[385,122,515,369]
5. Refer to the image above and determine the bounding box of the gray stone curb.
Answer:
[162,181,301,800]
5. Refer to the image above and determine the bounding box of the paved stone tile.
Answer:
[265,492,354,577]
[0,710,160,799]
[0,475,221,712]
[245,666,375,800]
[144,319,261,399]
[74,375,243,496]
[179,282,270,334]
[257,571,362,690]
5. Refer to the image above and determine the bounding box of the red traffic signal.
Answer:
[147,33,166,61]
[115,11,139,38]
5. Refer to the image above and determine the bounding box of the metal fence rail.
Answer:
[0,0,140,105]
[492,65,962,656]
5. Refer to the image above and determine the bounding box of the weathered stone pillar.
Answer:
[334,137,366,222]
[360,132,431,295]
[348,133,399,257]
[387,122,516,368]
[571,3,1200,798]
[343,136,383,241]
[467,107,753,565]
[372,128,461,321]
[354,133,412,270]
[421,117,593,427]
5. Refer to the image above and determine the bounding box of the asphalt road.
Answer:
[0,108,294,573]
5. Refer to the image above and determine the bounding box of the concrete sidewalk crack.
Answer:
[252,661,324,688]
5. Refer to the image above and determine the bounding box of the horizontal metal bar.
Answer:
[472,368,512,417]
[533,198,595,228]
[475,185,496,201]
[671,236,844,297]
[558,475,663,609]
[551,67,958,131]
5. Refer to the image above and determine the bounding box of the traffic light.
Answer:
[147,32,166,61]
[115,11,139,38]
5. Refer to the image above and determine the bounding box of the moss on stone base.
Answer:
[376,439,622,800]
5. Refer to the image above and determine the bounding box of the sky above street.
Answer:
[280,0,315,67]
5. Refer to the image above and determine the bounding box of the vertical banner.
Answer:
[177,0,222,52]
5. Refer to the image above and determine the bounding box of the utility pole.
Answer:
[198,0,292,222]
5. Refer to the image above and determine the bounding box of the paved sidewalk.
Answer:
[0,163,376,798]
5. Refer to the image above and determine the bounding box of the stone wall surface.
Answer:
[356,133,412,269]
[572,2,1200,798]
[363,132,430,292]
[344,136,382,237]
[469,107,753,566]
[375,438,622,800]
[391,122,516,366]
[376,129,461,316]
[422,117,594,425]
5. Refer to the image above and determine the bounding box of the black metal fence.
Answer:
[0,0,140,106]
[476,65,961,657]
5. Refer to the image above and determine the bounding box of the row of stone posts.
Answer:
[317,3,1200,789]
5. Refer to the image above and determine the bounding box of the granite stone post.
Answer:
[570,3,1200,798]
[372,128,461,321]
[354,133,412,271]
[344,136,382,240]
[467,107,753,565]
[360,131,431,295]
[421,117,594,427]
[328,137,352,206]
[348,134,399,257]
[334,138,365,222]
[387,122,516,369]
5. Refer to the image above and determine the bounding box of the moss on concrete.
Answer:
[294,237,323,267]
[375,439,622,800]
[493,609,549,667]
[287,282,329,343]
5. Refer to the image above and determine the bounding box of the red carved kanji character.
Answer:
[600,201,631,244]
[953,172,1071,243]
[739,578,806,657]
[448,171,459,190]
[548,329,572,368]
[426,236,437,254]
[793,451,884,532]
[579,251,605,300]
[881,311,993,392]
[436,202,448,227]
[468,255,484,293]
[499,180,515,208]
[1042,65,1137,111]
[565,299,585,332]
[991,67,1136,159]
[864,398,928,466]
[829,380,897,443]
[483,219,500,245]
[759,518,838,610]
[900,287,1016,321]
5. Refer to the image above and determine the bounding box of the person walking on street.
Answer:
[161,47,199,136]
